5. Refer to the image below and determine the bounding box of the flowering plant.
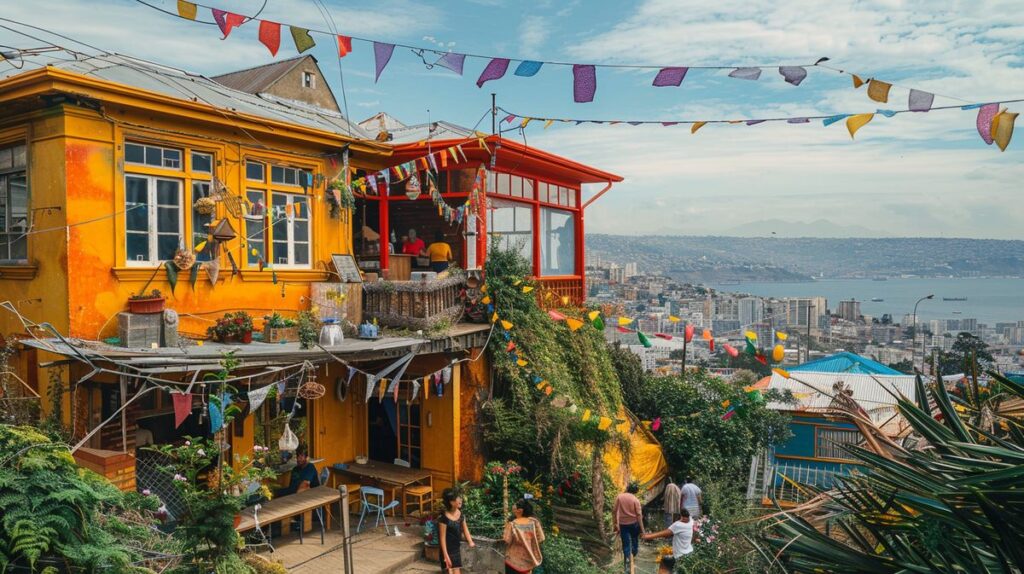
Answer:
[208,311,255,341]
[691,516,721,549]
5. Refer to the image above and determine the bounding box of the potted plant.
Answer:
[263,313,298,343]
[128,289,165,314]
[207,311,255,343]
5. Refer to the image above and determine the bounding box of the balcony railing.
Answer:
[748,451,853,505]
[363,274,466,331]
[534,276,584,308]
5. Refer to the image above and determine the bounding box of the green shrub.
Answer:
[537,534,604,574]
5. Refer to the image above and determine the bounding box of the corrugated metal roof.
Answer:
[790,352,903,375]
[385,120,476,143]
[46,54,372,140]
[765,371,917,422]
[357,112,408,133]
[210,56,309,94]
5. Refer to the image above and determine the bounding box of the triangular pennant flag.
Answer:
[547,310,567,321]
[378,378,387,401]
[514,60,543,77]
[776,331,788,341]
[745,340,758,356]
[365,375,377,402]
[435,52,466,75]
[258,20,281,56]
[772,344,785,362]
[209,399,223,432]
[655,333,672,340]
[723,344,739,358]
[172,392,192,428]
[846,113,874,138]
[691,121,707,134]
[389,378,400,402]
[651,417,661,431]
[506,341,516,352]
[165,261,179,293]
[668,315,680,323]
[581,409,592,422]
[566,317,585,332]
[652,67,688,87]
[992,110,1018,152]
[572,64,597,103]
[977,103,999,145]
[177,0,197,20]
[535,380,547,390]
[867,79,891,103]
[745,331,758,341]
[247,385,272,413]
[290,26,316,53]
[908,89,934,112]
[517,358,528,367]
[189,261,200,290]
[616,326,632,333]
[206,260,220,287]
[337,35,353,58]
[728,67,762,80]
[755,352,768,366]
[411,380,420,400]
[477,58,510,87]
[598,417,612,431]
[772,368,791,378]
[522,286,534,293]
[722,408,735,421]
[211,9,245,39]
[852,74,865,88]
[443,367,452,385]
[617,317,633,326]
[501,320,514,330]
[637,331,652,348]
[778,66,807,86]
[721,400,731,408]
[374,42,396,82]
[701,329,712,341]
[823,114,850,126]
[684,324,694,343]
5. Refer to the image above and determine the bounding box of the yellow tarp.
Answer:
[602,407,668,491]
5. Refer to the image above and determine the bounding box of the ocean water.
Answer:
[707,277,1024,326]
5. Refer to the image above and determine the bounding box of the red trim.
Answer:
[379,190,389,273]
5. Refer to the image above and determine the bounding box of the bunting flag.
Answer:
[653,67,688,87]
[908,89,934,112]
[846,113,874,138]
[729,67,762,81]
[172,392,192,428]
[772,344,785,362]
[258,20,281,56]
[522,286,534,293]
[723,343,739,358]
[684,324,694,343]
[992,110,1018,151]
[477,58,510,87]
[867,79,891,103]
[668,315,681,323]
[290,26,316,53]
[745,339,758,356]
[573,64,597,103]
[211,9,245,39]
[618,317,634,326]
[651,417,661,431]
[548,309,567,321]
[443,367,452,384]
[582,409,592,422]
[637,331,653,348]
[977,103,999,145]
[364,375,377,402]
[248,384,272,413]
[598,417,613,431]
[411,380,421,399]
[436,51,465,75]
[378,377,387,401]
[515,60,543,77]
[374,42,395,82]
[501,320,514,330]
[655,333,673,340]
[755,352,769,366]
[589,311,603,330]
[177,0,197,20]
[701,329,712,341]
[772,368,791,378]
[852,74,865,88]
[722,407,736,421]
[745,331,758,340]
[209,399,222,432]
[776,331,788,341]
[779,66,807,86]
[337,35,353,58]
[721,399,731,408]
[691,121,706,134]
[616,326,632,333]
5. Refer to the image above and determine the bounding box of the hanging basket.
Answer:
[297,382,326,400]
[193,196,217,215]
[173,249,197,271]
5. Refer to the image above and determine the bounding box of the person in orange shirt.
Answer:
[613,482,645,574]
[426,231,454,273]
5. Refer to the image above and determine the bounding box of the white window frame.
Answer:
[302,71,315,89]
[125,142,182,170]
[270,191,311,269]
[0,143,28,263]
[124,174,183,266]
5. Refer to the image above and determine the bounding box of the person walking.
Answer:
[662,478,681,528]
[438,488,475,573]
[503,498,545,574]
[680,477,703,520]
[613,482,645,574]
[642,509,694,574]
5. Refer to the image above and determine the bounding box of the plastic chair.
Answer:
[357,486,399,533]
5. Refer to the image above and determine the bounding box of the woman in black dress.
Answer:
[438,488,475,573]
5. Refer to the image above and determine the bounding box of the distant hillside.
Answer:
[720,219,889,238]
[586,235,1024,280]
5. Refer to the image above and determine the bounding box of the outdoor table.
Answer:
[236,485,339,545]
[334,460,432,515]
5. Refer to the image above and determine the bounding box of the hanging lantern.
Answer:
[405,172,422,200]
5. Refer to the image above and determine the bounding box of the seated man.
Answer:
[277,445,320,497]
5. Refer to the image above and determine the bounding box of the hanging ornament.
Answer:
[278,422,299,452]
[405,172,422,200]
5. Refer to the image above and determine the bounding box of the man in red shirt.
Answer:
[401,228,426,256]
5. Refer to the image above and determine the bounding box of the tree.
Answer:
[931,332,994,375]
[886,359,915,374]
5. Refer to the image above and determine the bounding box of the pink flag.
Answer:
[172,392,192,428]
[477,58,510,88]
[436,52,466,75]
[547,310,567,321]
[573,65,597,102]
[724,344,739,358]
[651,417,661,431]
[655,333,673,340]
[722,408,735,421]
[652,67,688,87]
[977,103,999,145]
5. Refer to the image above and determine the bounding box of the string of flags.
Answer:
[498,98,1020,150]
[166,1,854,104]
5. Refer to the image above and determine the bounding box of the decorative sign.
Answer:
[331,253,362,283]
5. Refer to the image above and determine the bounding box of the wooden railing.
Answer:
[362,274,466,331]
[534,276,584,308]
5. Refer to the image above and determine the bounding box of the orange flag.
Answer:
[852,74,865,88]
[867,79,891,103]
[846,114,874,139]
[566,318,585,332]
[258,20,281,56]
[691,121,707,134]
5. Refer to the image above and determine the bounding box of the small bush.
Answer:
[537,534,604,574]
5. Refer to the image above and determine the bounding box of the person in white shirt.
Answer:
[680,477,703,519]
[642,509,694,573]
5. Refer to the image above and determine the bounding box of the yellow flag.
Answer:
[588,310,601,321]
[481,295,491,304]
[618,317,634,326]
[521,118,532,128]
[668,315,681,323]
[501,320,514,330]
[867,79,891,103]
[536,380,548,390]
[772,344,785,362]
[491,312,498,323]
[481,284,488,292]
[514,279,523,286]
[773,368,791,378]
[561,296,570,305]
[745,330,758,340]
[195,240,207,253]
[517,358,528,367]
[378,378,387,401]
[992,110,1018,152]
[177,0,197,20]
[544,120,554,130]
[566,318,585,332]
[598,417,612,431]
[846,113,874,139]
[691,121,707,134]
[776,331,788,341]
[522,286,534,293]
[852,74,865,88]
[582,409,592,422]
[721,399,731,408]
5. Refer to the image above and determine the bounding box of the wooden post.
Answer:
[340,485,354,574]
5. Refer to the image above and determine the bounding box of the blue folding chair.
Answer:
[356,486,399,533]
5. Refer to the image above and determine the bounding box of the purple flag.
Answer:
[628,121,643,126]
[652,67,688,87]
[746,119,766,126]
[477,58,510,87]
[374,42,395,82]
[908,89,934,112]
[977,103,999,145]
[573,64,597,102]
[661,122,679,126]
[778,66,807,86]
[787,118,810,124]
[728,67,762,81]
[503,114,516,124]
[436,52,466,75]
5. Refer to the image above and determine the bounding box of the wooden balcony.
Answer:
[534,276,585,308]
[363,274,467,331]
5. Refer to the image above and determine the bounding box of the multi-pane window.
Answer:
[271,193,310,266]
[125,175,182,265]
[246,161,265,182]
[125,142,182,169]
[397,401,421,468]
[488,198,532,265]
[815,428,862,460]
[245,160,313,268]
[271,165,310,187]
[191,151,213,174]
[0,143,28,262]
[540,207,575,276]
[245,190,266,266]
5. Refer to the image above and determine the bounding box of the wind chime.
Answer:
[297,362,326,400]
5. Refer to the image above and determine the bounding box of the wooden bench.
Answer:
[236,486,340,545]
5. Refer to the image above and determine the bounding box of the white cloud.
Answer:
[518,15,551,60]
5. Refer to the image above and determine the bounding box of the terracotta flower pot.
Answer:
[128,297,165,314]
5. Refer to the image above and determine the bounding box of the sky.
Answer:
[2,0,1023,238]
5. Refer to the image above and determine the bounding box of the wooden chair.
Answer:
[404,484,434,517]
[328,464,362,516]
